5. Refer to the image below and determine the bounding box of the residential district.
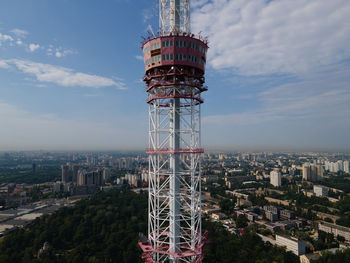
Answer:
[1,151,350,262]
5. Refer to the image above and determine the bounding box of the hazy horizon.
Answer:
[1,145,349,154]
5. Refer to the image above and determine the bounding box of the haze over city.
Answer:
[0,0,349,151]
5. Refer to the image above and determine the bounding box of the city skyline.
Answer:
[0,0,350,151]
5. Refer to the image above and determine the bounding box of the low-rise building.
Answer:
[265,197,291,206]
[202,174,218,183]
[276,220,296,230]
[266,211,279,222]
[280,209,296,220]
[313,185,328,197]
[211,212,227,221]
[246,212,259,222]
[236,198,252,207]
[318,221,350,241]
[264,205,280,215]
[264,222,281,232]
[299,253,320,263]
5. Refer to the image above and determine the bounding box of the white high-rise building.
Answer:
[316,164,324,180]
[61,165,70,183]
[270,170,282,187]
[332,162,340,173]
[324,161,330,171]
[102,168,111,182]
[77,170,86,186]
[325,160,349,173]
[344,161,350,174]
[302,163,323,181]
[337,160,344,172]
[302,163,311,181]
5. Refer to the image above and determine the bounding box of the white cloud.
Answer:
[10,28,28,38]
[142,8,153,23]
[0,59,125,89]
[192,0,209,8]
[28,43,40,52]
[116,86,127,91]
[192,0,350,75]
[47,45,54,56]
[201,65,350,150]
[83,93,100,97]
[35,84,47,88]
[0,60,9,69]
[1,29,75,58]
[0,32,14,44]
[55,51,62,58]
[203,66,350,126]
[54,48,75,58]
[135,55,144,61]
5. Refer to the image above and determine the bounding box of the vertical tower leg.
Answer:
[169,98,180,262]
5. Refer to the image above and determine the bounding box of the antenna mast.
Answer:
[159,0,190,35]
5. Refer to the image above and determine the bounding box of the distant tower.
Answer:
[72,164,80,183]
[302,163,311,181]
[61,165,70,183]
[139,0,208,262]
[103,167,111,182]
[32,163,37,173]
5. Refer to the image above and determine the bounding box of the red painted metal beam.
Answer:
[146,148,204,154]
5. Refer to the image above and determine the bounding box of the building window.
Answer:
[151,42,160,50]
[175,40,187,47]
[143,46,150,55]
[162,54,173,61]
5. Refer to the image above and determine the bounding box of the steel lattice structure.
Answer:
[159,0,190,35]
[139,1,208,262]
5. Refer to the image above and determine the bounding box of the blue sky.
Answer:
[0,0,349,151]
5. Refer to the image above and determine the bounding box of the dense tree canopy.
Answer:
[0,189,300,263]
[314,249,350,263]
[0,189,147,263]
[0,166,61,184]
[203,221,298,263]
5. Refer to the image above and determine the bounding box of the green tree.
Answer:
[236,214,248,228]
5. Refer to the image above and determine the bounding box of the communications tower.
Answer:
[139,1,208,262]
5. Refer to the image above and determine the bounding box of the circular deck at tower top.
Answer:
[142,34,208,73]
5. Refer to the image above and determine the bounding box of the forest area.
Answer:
[0,188,347,263]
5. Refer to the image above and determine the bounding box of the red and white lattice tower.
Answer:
[138,0,208,262]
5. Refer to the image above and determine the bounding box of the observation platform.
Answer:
[142,34,208,73]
